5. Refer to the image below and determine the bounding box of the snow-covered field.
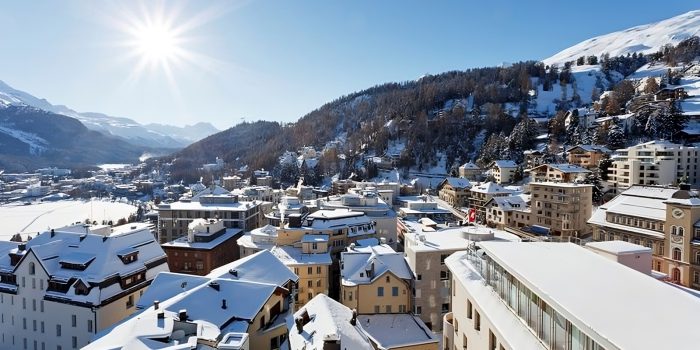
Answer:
[0,199,138,240]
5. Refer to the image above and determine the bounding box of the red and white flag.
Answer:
[468,208,476,223]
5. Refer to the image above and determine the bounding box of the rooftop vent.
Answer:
[229,269,238,277]
[209,281,220,291]
[178,309,188,321]
[154,300,160,310]
[350,309,358,326]
[222,299,228,310]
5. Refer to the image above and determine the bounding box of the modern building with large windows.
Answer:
[444,242,700,350]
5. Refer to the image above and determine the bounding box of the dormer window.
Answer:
[117,249,139,265]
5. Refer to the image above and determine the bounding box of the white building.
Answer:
[445,242,700,350]
[609,140,700,189]
[0,223,168,350]
[489,160,518,184]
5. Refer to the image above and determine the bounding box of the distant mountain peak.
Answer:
[543,10,700,66]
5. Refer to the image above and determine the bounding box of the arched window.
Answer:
[678,227,685,236]
[672,268,681,283]
[671,226,677,236]
[28,262,35,275]
[673,247,682,261]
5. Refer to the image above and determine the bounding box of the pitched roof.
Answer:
[341,245,413,286]
[527,163,591,173]
[460,162,481,169]
[470,182,512,194]
[487,195,527,211]
[567,144,612,153]
[208,250,299,287]
[491,160,518,169]
[287,294,374,350]
[439,177,472,190]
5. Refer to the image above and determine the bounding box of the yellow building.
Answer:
[437,177,472,207]
[340,244,413,314]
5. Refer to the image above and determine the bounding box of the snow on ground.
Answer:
[533,65,604,115]
[678,76,700,116]
[542,10,700,66]
[0,199,138,240]
[0,125,48,155]
[97,164,132,171]
[386,139,405,157]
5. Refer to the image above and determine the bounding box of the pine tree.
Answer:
[643,77,660,94]
[606,117,625,150]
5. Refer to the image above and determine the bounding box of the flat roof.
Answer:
[161,228,242,250]
[476,242,700,350]
[585,240,652,255]
[357,314,438,348]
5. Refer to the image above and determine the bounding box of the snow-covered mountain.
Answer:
[0,80,219,149]
[543,10,700,66]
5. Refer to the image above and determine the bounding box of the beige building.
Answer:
[270,235,332,309]
[529,182,593,238]
[437,177,472,207]
[444,242,700,350]
[401,219,520,331]
[289,293,438,350]
[608,140,700,189]
[526,163,590,183]
[0,223,168,350]
[567,144,611,169]
[469,182,513,223]
[458,162,483,180]
[589,184,700,290]
[484,195,529,230]
[157,194,262,243]
[340,244,413,314]
[489,160,518,184]
[86,250,299,350]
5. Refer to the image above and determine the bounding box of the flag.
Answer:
[468,208,476,223]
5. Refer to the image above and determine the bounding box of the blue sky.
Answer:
[0,1,697,129]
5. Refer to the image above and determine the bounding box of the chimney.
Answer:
[179,309,187,321]
[295,317,303,334]
[229,269,238,277]
[50,229,55,238]
[380,237,386,245]
[350,309,358,326]
[153,300,160,310]
[222,299,227,309]
[157,311,165,319]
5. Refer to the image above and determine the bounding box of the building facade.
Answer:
[608,140,700,189]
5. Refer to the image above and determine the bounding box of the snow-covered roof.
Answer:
[459,242,700,350]
[528,163,591,174]
[491,160,518,169]
[270,245,332,266]
[487,195,527,211]
[287,294,374,350]
[301,234,329,243]
[190,184,230,201]
[439,177,472,189]
[0,222,167,305]
[161,227,242,249]
[357,314,438,349]
[402,221,521,253]
[87,274,284,349]
[341,245,412,286]
[567,144,612,153]
[161,197,258,212]
[460,161,480,169]
[585,240,652,255]
[470,182,512,194]
[207,250,299,287]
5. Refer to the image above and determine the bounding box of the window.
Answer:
[441,270,449,280]
[377,287,384,297]
[316,266,321,274]
[385,275,390,283]
[374,305,380,313]
[307,267,313,275]
[71,337,77,349]
[489,330,497,350]
[126,295,134,308]
[417,274,422,281]
[392,287,399,296]
[307,280,312,288]
[440,254,449,265]
[415,306,422,314]
[71,315,76,327]
[474,311,481,331]
[385,305,392,313]
[28,263,35,275]
[56,324,61,337]
[441,303,450,312]
[467,300,473,319]
[673,248,682,261]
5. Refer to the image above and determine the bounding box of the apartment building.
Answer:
[161,218,243,275]
[157,194,262,243]
[270,236,332,309]
[318,189,398,248]
[526,163,590,183]
[289,293,439,350]
[469,182,513,223]
[458,161,483,180]
[489,160,518,184]
[608,140,700,189]
[401,219,520,331]
[529,182,593,238]
[588,184,700,290]
[437,177,472,207]
[0,223,168,350]
[340,244,413,314]
[86,250,299,350]
[567,144,611,169]
[444,242,700,350]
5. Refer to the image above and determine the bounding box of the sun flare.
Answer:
[134,22,179,63]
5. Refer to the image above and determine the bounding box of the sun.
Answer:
[134,22,179,64]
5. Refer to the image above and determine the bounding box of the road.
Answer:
[429,195,468,221]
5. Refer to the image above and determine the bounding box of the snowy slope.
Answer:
[0,80,219,148]
[543,10,700,66]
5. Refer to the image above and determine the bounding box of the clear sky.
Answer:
[0,1,697,129]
